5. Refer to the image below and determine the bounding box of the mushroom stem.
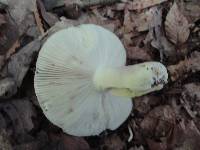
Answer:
[93,62,168,98]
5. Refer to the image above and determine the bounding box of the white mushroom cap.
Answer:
[34,24,132,136]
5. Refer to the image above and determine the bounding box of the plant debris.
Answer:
[165,2,190,45]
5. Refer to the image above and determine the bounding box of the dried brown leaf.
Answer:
[0,19,19,55]
[147,139,167,150]
[183,83,200,101]
[61,134,90,150]
[178,0,200,23]
[7,39,41,88]
[0,99,36,135]
[168,51,200,81]
[134,95,160,115]
[123,8,134,33]
[140,105,175,138]
[128,0,168,10]
[102,134,125,150]
[144,7,176,60]
[34,5,45,35]
[165,3,190,45]
[6,40,20,59]
[0,78,16,98]
[168,121,200,150]
[37,0,59,27]
[86,10,119,32]
[0,13,6,26]
[133,8,155,32]
[0,130,12,150]
[126,46,151,61]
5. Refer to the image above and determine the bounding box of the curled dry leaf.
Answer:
[0,130,12,150]
[165,3,190,45]
[123,8,134,33]
[134,95,161,115]
[147,139,167,150]
[128,0,168,10]
[6,39,20,59]
[183,83,200,101]
[168,51,200,81]
[178,0,200,23]
[144,7,176,60]
[0,13,6,25]
[133,7,158,32]
[0,99,36,138]
[126,46,151,61]
[61,134,90,150]
[37,0,59,27]
[7,39,41,88]
[168,121,200,150]
[140,105,175,138]
[34,2,45,35]
[0,78,16,98]
[102,134,125,150]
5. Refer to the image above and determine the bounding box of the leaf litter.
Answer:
[0,0,199,149]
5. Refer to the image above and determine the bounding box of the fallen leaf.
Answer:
[0,78,16,98]
[183,83,200,101]
[0,55,5,70]
[129,145,145,150]
[0,17,19,55]
[0,98,37,143]
[144,7,176,60]
[168,120,200,150]
[64,0,81,19]
[178,0,200,23]
[43,0,65,10]
[34,2,45,35]
[133,7,157,32]
[7,39,41,88]
[86,9,119,32]
[7,0,40,38]
[123,8,134,33]
[147,139,167,150]
[126,46,151,61]
[134,95,161,115]
[6,39,20,59]
[128,0,168,10]
[0,130,12,150]
[168,51,200,81]
[102,134,125,150]
[165,3,190,45]
[61,134,90,150]
[0,13,6,25]
[140,105,175,138]
[37,0,59,27]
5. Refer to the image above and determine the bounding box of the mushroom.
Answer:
[34,24,168,136]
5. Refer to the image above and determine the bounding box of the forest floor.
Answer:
[0,0,200,150]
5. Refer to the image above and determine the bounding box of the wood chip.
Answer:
[165,3,190,45]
